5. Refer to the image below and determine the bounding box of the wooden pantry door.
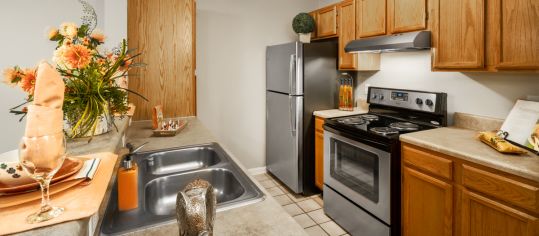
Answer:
[128,0,196,120]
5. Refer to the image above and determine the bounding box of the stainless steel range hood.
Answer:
[345,31,431,53]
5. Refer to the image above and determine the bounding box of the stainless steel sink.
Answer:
[147,146,222,175]
[145,168,246,216]
[100,143,265,235]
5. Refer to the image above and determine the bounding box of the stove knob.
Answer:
[426,99,434,106]
[415,98,423,105]
[372,94,378,99]
[379,95,384,100]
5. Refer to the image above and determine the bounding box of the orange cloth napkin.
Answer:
[20,62,65,167]
[23,62,65,137]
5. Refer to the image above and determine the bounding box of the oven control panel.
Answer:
[368,87,444,114]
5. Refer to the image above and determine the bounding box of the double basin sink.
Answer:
[100,143,265,235]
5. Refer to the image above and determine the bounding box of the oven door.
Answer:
[324,130,391,224]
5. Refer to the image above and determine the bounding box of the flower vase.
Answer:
[299,33,311,43]
[64,113,112,138]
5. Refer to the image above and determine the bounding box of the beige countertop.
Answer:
[115,117,308,236]
[313,107,368,119]
[400,127,539,182]
[12,118,130,236]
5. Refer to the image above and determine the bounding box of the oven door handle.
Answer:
[323,125,391,151]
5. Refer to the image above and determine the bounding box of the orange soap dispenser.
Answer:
[118,142,147,211]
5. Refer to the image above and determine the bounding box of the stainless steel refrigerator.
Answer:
[266,41,338,194]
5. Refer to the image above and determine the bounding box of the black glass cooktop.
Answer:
[325,113,439,140]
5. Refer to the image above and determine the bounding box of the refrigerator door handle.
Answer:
[288,54,296,95]
[289,96,296,137]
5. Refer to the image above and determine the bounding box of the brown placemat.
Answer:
[0,152,117,235]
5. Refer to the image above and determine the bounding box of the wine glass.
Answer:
[19,132,66,224]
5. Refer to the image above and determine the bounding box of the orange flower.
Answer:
[20,68,37,94]
[59,22,78,38]
[90,32,106,43]
[119,58,132,71]
[3,67,21,85]
[48,27,59,40]
[82,37,90,46]
[63,44,92,69]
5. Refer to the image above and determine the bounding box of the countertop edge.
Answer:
[313,108,368,119]
[400,129,539,183]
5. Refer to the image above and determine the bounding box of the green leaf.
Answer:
[78,24,89,37]
[118,87,149,101]
[50,33,64,41]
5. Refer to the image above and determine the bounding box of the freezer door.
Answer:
[266,42,303,95]
[266,91,303,193]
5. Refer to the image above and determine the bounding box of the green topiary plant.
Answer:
[292,13,315,34]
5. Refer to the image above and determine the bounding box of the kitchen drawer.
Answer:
[315,117,325,132]
[402,145,453,180]
[462,164,539,213]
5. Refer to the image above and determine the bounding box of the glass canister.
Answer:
[338,73,354,111]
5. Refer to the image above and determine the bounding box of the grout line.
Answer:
[263,174,349,235]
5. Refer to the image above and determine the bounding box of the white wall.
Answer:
[0,0,125,153]
[196,0,317,169]
[352,51,539,123]
[318,0,339,7]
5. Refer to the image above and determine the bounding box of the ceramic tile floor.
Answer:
[254,173,350,236]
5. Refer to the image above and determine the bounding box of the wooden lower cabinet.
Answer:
[402,144,539,236]
[460,189,539,236]
[402,166,453,236]
[314,117,325,190]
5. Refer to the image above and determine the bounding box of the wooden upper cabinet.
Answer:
[403,167,453,236]
[432,0,485,69]
[460,189,539,236]
[494,0,539,69]
[338,0,357,69]
[339,0,381,71]
[356,0,387,38]
[316,5,338,38]
[309,11,318,39]
[388,0,427,34]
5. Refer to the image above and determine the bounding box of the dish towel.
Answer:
[74,158,101,180]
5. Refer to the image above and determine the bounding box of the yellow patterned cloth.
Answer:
[478,131,527,154]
